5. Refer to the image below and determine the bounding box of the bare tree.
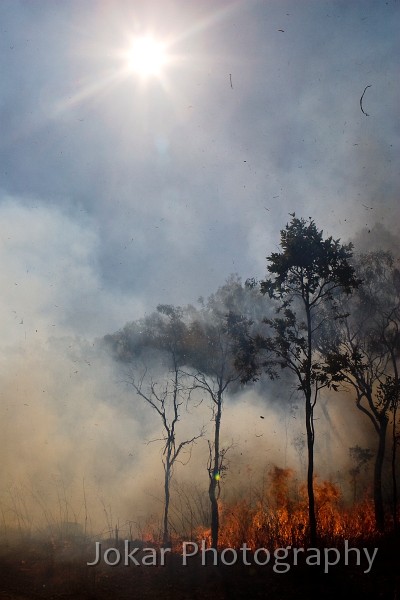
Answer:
[128,365,203,545]
[125,305,204,545]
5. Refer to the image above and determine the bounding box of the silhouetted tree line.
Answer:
[104,216,400,546]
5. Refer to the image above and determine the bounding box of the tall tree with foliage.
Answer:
[324,252,400,531]
[248,216,360,543]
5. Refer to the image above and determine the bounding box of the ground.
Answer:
[0,535,399,599]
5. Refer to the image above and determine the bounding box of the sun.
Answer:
[126,36,168,78]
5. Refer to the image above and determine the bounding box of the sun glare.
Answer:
[127,36,168,78]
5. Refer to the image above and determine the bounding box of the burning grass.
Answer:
[195,466,379,549]
[0,466,397,600]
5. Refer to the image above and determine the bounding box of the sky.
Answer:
[1,0,399,339]
[0,0,399,534]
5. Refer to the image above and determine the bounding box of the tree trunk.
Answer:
[374,416,388,532]
[305,393,317,545]
[392,403,398,531]
[209,480,219,550]
[305,302,317,545]
[163,456,171,545]
[209,393,222,549]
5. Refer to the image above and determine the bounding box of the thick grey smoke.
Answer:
[0,0,398,540]
[0,197,393,539]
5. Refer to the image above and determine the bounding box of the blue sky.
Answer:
[1,0,398,340]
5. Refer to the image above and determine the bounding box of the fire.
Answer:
[193,466,377,549]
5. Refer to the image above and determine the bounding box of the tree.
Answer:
[390,381,400,530]
[325,252,400,531]
[104,280,256,548]
[105,276,275,548]
[185,277,258,548]
[236,216,360,544]
[128,365,203,545]
[118,305,204,545]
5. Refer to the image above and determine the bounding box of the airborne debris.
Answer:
[360,85,371,116]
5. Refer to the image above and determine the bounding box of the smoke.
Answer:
[0,197,395,541]
[352,222,400,256]
[0,197,149,535]
[0,328,373,539]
